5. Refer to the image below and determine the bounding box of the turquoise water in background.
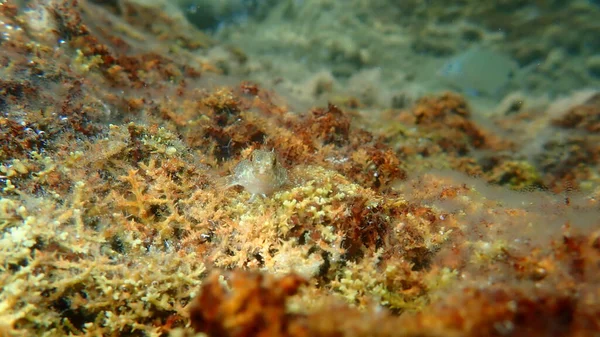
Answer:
[180,0,600,107]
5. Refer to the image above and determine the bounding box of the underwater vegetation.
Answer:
[199,0,600,107]
[0,0,599,336]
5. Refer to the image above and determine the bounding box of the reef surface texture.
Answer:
[0,1,599,336]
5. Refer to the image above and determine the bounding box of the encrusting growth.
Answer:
[1,1,600,336]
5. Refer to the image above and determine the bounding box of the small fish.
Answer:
[438,47,518,97]
[224,149,288,201]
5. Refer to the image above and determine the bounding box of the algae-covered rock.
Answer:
[1,1,600,336]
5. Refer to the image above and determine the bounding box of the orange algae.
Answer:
[0,1,599,337]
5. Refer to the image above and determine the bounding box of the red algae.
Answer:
[0,1,599,337]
